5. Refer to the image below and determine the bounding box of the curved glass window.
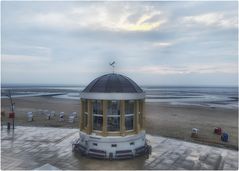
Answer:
[93,100,103,131]
[82,100,88,128]
[125,100,134,114]
[139,100,143,129]
[125,100,134,130]
[83,100,88,112]
[125,115,134,130]
[83,113,88,128]
[107,100,120,131]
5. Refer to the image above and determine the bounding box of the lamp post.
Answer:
[8,90,15,129]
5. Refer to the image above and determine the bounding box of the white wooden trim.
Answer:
[81,92,145,100]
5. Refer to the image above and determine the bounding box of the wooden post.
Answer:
[102,100,107,136]
[139,99,144,130]
[80,99,84,130]
[87,99,92,134]
[133,100,136,133]
[135,100,140,133]
[142,99,145,129]
[120,100,125,136]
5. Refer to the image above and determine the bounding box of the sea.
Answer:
[1,85,238,109]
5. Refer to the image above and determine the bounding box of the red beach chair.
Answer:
[214,127,222,135]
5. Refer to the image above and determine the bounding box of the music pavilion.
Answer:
[74,73,151,159]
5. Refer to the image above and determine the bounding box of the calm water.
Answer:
[1,85,238,109]
[144,86,238,109]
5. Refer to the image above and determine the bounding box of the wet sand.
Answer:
[1,96,238,150]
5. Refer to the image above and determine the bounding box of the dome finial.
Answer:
[109,61,116,73]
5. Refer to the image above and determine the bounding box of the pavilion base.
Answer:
[72,131,152,160]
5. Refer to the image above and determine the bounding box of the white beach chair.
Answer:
[192,128,198,134]
[43,110,49,115]
[191,128,199,138]
[68,115,75,123]
[42,110,50,120]
[59,112,64,121]
[72,112,77,118]
[27,112,33,122]
[50,111,55,117]
[46,113,51,120]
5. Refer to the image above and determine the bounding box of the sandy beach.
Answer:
[145,102,238,150]
[1,96,238,150]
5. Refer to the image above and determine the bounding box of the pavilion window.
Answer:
[139,100,143,129]
[107,100,120,131]
[83,113,88,128]
[125,100,134,130]
[93,100,103,131]
[83,100,88,112]
[83,100,88,129]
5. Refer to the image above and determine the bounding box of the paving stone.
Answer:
[169,153,180,160]
[205,153,221,165]
[145,156,155,164]
[223,162,235,170]
[198,162,215,170]
[153,163,171,170]
[161,158,175,165]
[199,154,208,161]
[181,160,195,169]
[186,154,199,161]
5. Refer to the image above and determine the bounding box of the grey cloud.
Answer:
[1,1,238,86]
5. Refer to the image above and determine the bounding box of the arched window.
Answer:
[125,100,134,130]
[107,100,120,131]
[93,100,103,131]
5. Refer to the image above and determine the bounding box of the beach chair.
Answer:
[59,112,64,121]
[50,111,55,117]
[221,132,229,142]
[43,110,49,115]
[46,113,51,120]
[68,115,75,123]
[27,112,33,122]
[72,112,77,118]
[214,127,222,135]
[191,128,198,138]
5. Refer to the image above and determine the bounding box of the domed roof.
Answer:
[82,73,143,93]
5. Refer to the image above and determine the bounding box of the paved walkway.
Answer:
[1,126,238,170]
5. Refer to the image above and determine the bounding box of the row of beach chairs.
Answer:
[27,110,78,123]
[191,127,229,142]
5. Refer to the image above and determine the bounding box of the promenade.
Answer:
[1,126,238,170]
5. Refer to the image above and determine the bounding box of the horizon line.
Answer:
[1,83,238,88]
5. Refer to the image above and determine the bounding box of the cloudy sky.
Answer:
[1,1,238,86]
